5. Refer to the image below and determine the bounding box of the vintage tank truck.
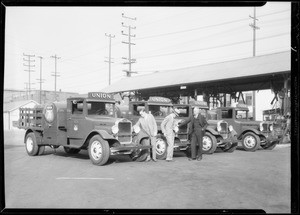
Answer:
[13,92,151,166]
[210,104,280,151]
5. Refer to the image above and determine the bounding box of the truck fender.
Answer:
[239,128,261,139]
[24,129,43,145]
[205,127,219,136]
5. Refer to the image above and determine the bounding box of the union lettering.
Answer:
[88,92,113,100]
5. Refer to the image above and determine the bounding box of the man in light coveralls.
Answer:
[134,108,158,162]
[161,108,180,162]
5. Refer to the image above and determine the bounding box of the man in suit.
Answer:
[161,108,180,162]
[179,106,208,161]
[134,108,158,162]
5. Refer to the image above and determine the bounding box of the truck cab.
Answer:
[212,104,280,151]
[174,101,238,154]
[14,92,151,166]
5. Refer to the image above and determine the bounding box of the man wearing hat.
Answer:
[161,108,180,162]
[179,106,208,161]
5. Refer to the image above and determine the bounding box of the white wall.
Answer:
[255,89,281,121]
[4,101,38,130]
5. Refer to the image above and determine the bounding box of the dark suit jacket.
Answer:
[179,114,208,136]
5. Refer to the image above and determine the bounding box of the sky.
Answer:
[4,2,291,95]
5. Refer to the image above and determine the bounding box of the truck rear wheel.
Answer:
[156,135,167,160]
[88,135,110,166]
[202,133,217,154]
[25,132,39,156]
[64,147,81,154]
[242,132,260,152]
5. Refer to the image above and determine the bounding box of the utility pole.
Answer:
[249,7,260,120]
[23,53,35,99]
[24,82,29,100]
[50,55,61,101]
[105,33,115,85]
[36,56,45,104]
[122,13,137,77]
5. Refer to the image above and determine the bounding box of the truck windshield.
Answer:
[176,106,189,117]
[149,105,171,117]
[87,101,115,117]
[236,110,248,119]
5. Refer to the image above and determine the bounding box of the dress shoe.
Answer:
[188,158,196,161]
[152,159,157,162]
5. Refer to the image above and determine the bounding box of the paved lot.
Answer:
[4,130,291,213]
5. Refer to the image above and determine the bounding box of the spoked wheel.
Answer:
[202,133,217,154]
[25,132,39,156]
[242,132,260,152]
[88,135,110,166]
[156,135,167,160]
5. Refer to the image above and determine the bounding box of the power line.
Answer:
[136,9,290,41]
[137,32,289,59]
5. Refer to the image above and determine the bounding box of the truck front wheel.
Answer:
[156,135,167,160]
[88,135,110,166]
[202,133,217,154]
[25,132,39,156]
[242,132,260,152]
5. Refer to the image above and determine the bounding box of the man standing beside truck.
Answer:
[161,108,180,162]
[179,107,208,161]
[134,108,158,162]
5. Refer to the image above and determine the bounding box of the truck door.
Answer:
[66,99,86,141]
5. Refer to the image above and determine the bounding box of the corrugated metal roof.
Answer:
[101,51,290,93]
[3,100,39,112]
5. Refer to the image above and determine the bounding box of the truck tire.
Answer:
[88,135,110,166]
[25,132,39,156]
[156,135,167,160]
[38,146,45,155]
[242,132,260,152]
[261,141,277,150]
[222,145,237,153]
[202,132,217,154]
[135,138,150,162]
[63,147,81,154]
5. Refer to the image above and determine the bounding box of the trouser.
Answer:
[190,131,204,159]
[166,132,175,160]
[147,136,157,160]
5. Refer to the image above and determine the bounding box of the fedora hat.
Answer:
[173,108,180,117]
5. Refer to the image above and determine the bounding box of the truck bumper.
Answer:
[110,144,151,155]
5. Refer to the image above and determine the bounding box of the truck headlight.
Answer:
[260,122,264,131]
[217,125,221,132]
[111,125,119,134]
[133,125,140,134]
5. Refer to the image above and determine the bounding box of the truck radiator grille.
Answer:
[220,122,228,139]
[178,124,188,140]
[118,121,132,143]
